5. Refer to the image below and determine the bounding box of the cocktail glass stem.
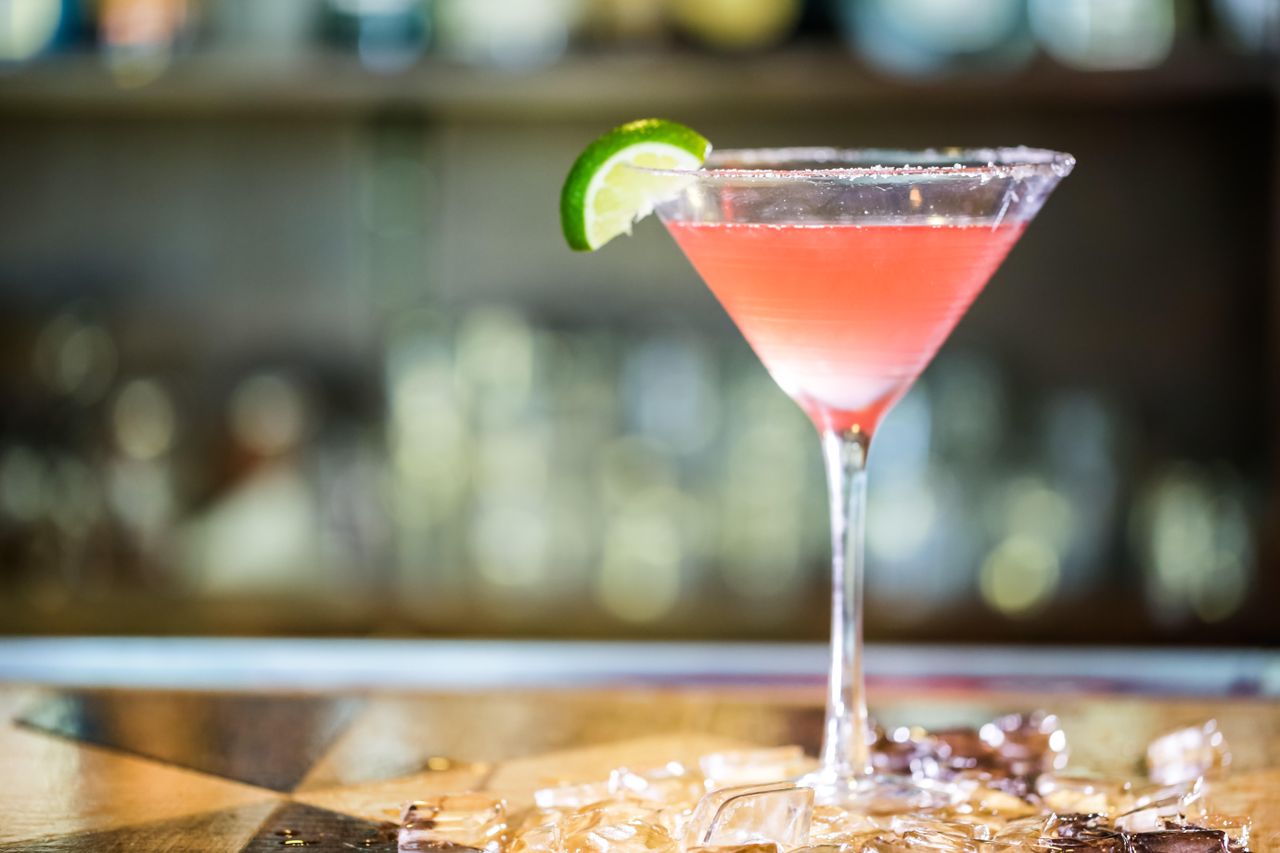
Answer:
[819,427,873,783]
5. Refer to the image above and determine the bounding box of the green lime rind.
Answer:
[560,118,712,252]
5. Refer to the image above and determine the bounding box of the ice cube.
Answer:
[1132,779,1205,810]
[927,807,1005,840]
[399,793,507,853]
[508,823,558,853]
[518,809,565,832]
[1117,779,1207,833]
[650,804,694,839]
[894,815,992,842]
[685,844,780,853]
[682,782,814,850]
[991,815,1053,845]
[1146,721,1231,786]
[560,801,663,836]
[1035,837,1125,852]
[609,762,703,805]
[932,729,993,773]
[968,785,1038,818]
[1036,774,1134,816]
[564,819,676,853]
[808,804,880,844]
[1124,830,1229,853]
[980,711,1068,776]
[1032,813,1126,852]
[863,830,980,852]
[1189,814,1251,851]
[875,727,943,779]
[1043,812,1108,838]
[699,746,816,789]
[991,776,1037,800]
[534,780,615,810]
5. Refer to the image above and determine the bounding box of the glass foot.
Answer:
[796,769,962,813]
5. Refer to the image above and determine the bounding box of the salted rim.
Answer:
[630,146,1076,181]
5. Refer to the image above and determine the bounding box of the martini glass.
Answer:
[645,147,1074,808]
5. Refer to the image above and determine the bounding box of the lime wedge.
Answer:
[561,118,711,252]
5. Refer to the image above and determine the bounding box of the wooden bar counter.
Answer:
[0,642,1276,851]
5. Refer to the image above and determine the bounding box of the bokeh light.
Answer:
[34,314,117,403]
[1029,0,1176,70]
[229,373,311,457]
[112,379,176,461]
[0,0,62,63]
[980,535,1061,617]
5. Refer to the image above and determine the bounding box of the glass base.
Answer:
[796,769,962,813]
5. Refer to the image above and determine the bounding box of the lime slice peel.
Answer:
[561,118,712,252]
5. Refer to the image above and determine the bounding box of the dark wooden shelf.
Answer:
[0,46,1272,119]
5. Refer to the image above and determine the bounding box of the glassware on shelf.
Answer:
[97,0,195,85]
[832,0,1032,77]
[323,0,431,73]
[434,0,578,69]
[206,0,323,60]
[1213,0,1280,55]
[1028,0,1178,71]
[0,0,70,64]
[580,0,665,46]
[665,0,802,51]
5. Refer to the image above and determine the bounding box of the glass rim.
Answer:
[631,146,1076,181]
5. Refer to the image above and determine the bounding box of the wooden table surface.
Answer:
[0,682,1276,851]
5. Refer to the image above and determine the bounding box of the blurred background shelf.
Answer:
[2,0,1279,645]
[0,49,1273,117]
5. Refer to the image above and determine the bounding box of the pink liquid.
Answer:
[666,221,1026,435]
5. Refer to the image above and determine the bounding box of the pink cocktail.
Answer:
[643,147,1074,808]
[667,221,1025,436]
